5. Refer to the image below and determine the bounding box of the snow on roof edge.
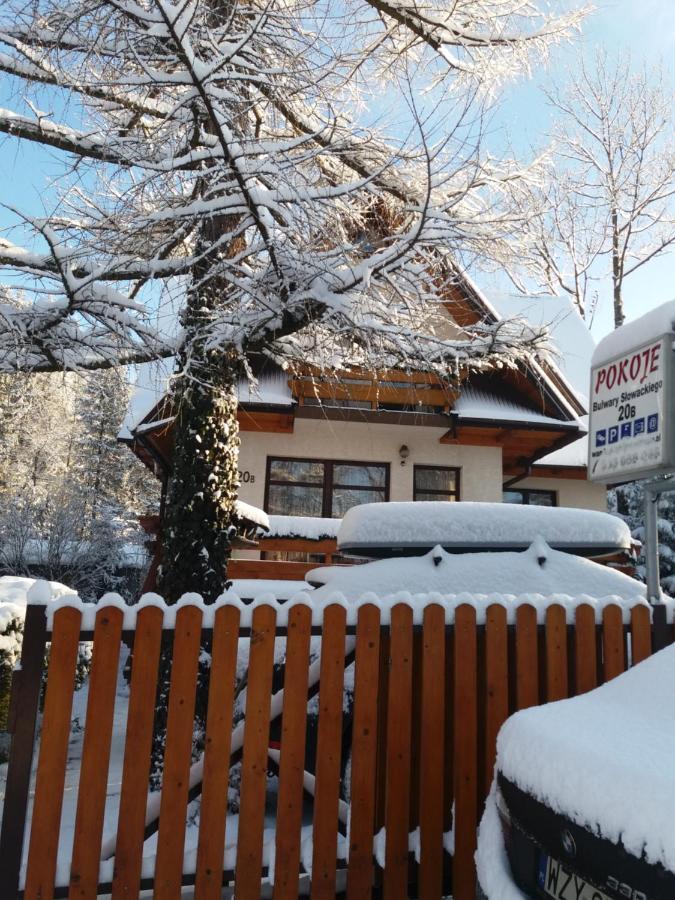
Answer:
[458,272,586,420]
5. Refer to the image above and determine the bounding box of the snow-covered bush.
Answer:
[610,482,675,590]
[0,578,92,758]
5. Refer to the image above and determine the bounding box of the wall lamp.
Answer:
[399,444,410,466]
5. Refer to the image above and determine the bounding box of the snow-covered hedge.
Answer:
[0,577,90,739]
[258,515,341,541]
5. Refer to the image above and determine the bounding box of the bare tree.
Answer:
[0,0,586,598]
[512,51,675,326]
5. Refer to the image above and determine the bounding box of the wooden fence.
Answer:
[0,598,670,900]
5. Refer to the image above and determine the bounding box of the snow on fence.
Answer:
[0,593,672,900]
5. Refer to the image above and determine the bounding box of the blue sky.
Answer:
[0,0,672,344]
[480,0,675,339]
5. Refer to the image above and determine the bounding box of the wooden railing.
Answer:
[229,536,342,581]
[0,597,671,899]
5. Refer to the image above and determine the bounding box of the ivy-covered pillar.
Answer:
[157,354,240,604]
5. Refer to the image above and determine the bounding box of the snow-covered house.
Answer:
[120,279,606,580]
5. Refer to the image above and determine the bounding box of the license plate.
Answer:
[539,854,613,900]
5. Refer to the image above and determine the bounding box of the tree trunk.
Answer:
[156,208,245,604]
[611,207,625,329]
[157,354,240,603]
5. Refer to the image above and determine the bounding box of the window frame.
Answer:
[413,464,461,502]
[264,455,391,518]
[502,488,557,507]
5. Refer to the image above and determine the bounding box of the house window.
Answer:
[265,457,389,518]
[503,489,557,506]
[413,465,460,501]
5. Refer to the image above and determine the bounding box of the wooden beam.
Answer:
[441,425,574,448]
[257,537,338,555]
[237,410,294,433]
[297,364,463,387]
[227,559,340,581]
[290,378,457,407]
[527,465,589,481]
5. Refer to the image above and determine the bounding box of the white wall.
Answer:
[235,416,607,513]
[514,475,607,511]
[236,417,503,508]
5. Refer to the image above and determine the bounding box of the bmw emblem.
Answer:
[561,829,576,858]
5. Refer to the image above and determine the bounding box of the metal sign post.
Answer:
[643,474,675,598]
[643,477,675,650]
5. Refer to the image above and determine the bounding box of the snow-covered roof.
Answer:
[592,298,675,366]
[489,293,595,406]
[496,640,675,874]
[306,540,647,604]
[236,373,293,408]
[337,501,631,555]
[534,418,589,468]
[261,515,341,540]
[455,385,578,428]
[119,358,174,440]
[120,364,293,437]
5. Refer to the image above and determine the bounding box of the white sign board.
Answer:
[589,322,675,483]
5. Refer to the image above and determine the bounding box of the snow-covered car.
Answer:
[476,642,675,900]
[307,538,647,603]
[335,501,634,560]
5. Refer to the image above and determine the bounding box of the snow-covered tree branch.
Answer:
[510,51,675,326]
[0,0,587,597]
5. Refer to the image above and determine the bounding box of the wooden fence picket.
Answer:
[545,605,568,702]
[453,604,477,900]
[631,605,652,664]
[154,605,203,899]
[383,604,414,900]
[418,604,445,900]
[111,605,164,899]
[24,606,83,900]
[484,605,508,796]
[311,604,347,900]
[234,604,277,899]
[194,605,241,900]
[273,604,312,900]
[574,604,597,696]
[442,627,455,835]
[602,605,626,682]
[514,604,538,710]
[374,630,390,833]
[345,604,381,900]
[69,606,124,899]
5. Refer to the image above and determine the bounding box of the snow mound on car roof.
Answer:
[337,502,631,551]
[308,540,646,605]
[497,641,675,873]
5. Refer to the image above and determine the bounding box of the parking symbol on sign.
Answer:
[648,414,659,433]
[608,426,619,444]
